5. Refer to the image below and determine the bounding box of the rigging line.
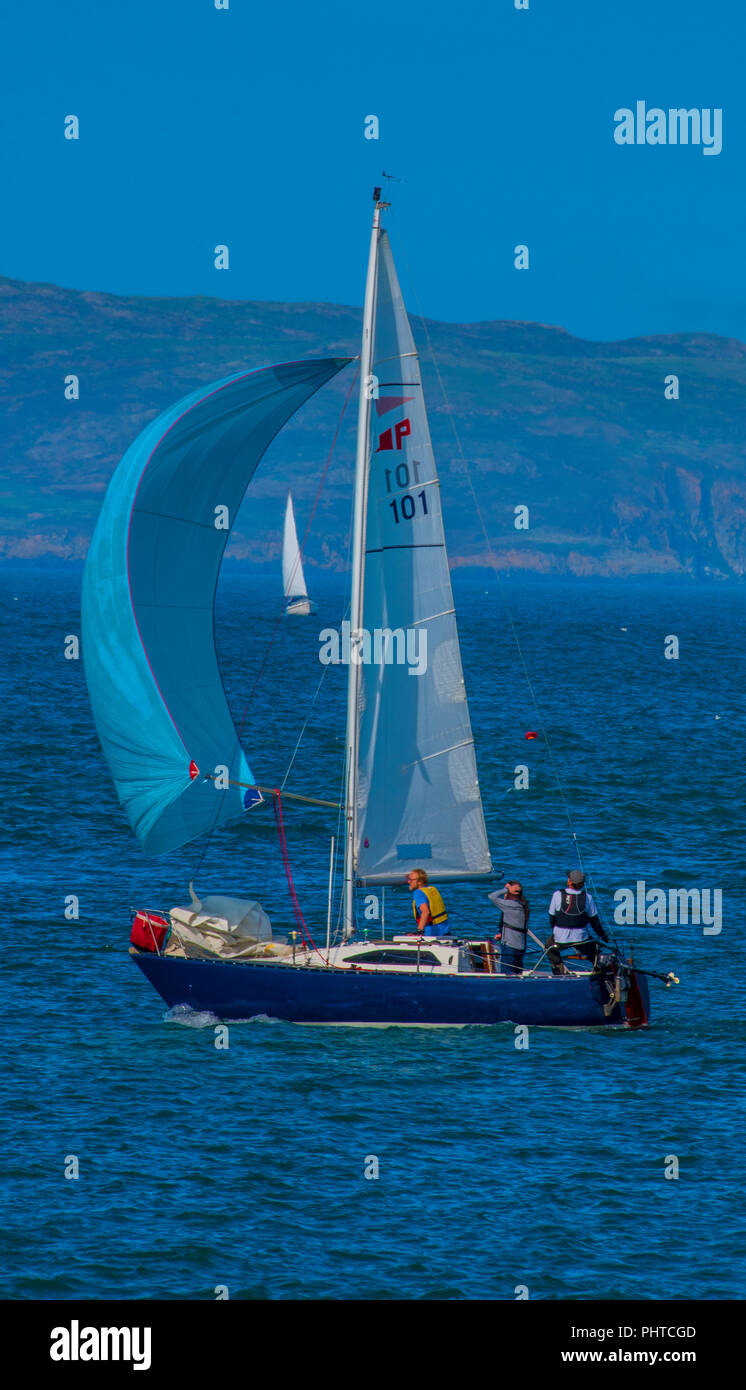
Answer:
[283,556,354,910]
[309,490,354,952]
[201,774,339,808]
[272,788,326,960]
[283,364,362,600]
[279,372,361,795]
[329,470,358,945]
[281,660,332,792]
[236,363,360,744]
[189,365,359,882]
[330,828,345,949]
[390,212,584,858]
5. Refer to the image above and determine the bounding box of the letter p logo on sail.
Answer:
[376,418,411,451]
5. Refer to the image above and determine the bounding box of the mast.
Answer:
[343,189,386,936]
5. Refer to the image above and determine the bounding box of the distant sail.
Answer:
[82,357,349,856]
[355,232,492,883]
[282,492,309,600]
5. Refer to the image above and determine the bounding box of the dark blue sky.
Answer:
[1,0,741,340]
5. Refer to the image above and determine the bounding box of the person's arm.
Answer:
[413,891,432,933]
[588,913,608,942]
[548,890,560,928]
[416,904,430,932]
[586,893,608,942]
[488,893,507,940]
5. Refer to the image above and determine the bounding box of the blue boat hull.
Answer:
[131,953,650,1028]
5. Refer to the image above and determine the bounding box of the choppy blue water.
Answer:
[2,568,744,1300]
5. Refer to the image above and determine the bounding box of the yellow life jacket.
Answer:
[412,884,448,926]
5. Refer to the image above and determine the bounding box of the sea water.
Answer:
[2,568,744,1299]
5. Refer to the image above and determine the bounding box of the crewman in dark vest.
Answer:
[546,869,608,974]
[406,868,449,938]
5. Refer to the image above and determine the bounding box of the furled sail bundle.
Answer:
[82,358,349,856]
[355,232,492,884]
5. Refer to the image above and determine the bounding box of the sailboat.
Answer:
[282,491,316,614]
[82,189,676,1028]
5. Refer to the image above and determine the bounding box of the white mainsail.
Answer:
[352,224,493,885]
[282,492,310,603]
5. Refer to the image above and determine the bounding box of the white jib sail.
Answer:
[282,492,309,599]
[355,229,493,884]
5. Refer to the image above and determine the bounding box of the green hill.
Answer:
[2,273,745,578]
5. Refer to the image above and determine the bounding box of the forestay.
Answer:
[82,358,348,856]
[355,231,492,883]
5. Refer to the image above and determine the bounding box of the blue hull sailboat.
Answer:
[82,191,674,1029]
[132,948,650,1027]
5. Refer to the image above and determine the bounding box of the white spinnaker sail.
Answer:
[282,492,309,599]
[355,230,493,884]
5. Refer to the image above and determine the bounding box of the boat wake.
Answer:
[164,1003,282,1028]
[164,1004,220,1029]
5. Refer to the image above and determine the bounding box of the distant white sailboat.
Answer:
[282,491,316,615]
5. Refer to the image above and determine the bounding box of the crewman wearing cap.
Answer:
[546,869,608,975]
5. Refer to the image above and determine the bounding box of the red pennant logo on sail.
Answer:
[376,418,411,452]
[189,760,200,780]
[375,395,413,416]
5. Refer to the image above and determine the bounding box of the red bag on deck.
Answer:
[130,911,169,953]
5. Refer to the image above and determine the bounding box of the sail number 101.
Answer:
[389,491,428,524]
[384,460,429,525]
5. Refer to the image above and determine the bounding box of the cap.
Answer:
[568,869,585,886]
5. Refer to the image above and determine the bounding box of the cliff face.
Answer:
[2,273,745,577]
